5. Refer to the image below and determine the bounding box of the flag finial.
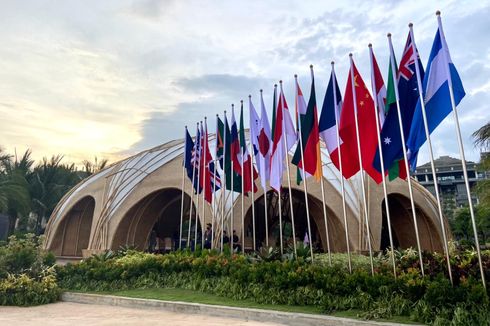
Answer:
[349,53,353,57]
[368,43,372,48]
[387,33,392,37]
[216,114,218,117]
[436,10,441,16]
[240,99,243,104]
[274,84,277,88]
[309,64,313,69]
[331,60,334,65]
[204,116,207,121]
[260,89,263,93]
[408,22,413,28]
[248,94,251,98]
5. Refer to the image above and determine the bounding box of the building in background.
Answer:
[413,154,490,219]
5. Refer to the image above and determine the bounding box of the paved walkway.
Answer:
[0,302,284,326]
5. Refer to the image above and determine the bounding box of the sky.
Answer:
[0,0,489,167]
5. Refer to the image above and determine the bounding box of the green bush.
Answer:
[57,248,490,325]
[0,234,60,306]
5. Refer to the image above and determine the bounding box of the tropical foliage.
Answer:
[0,148,107,235]
[57,248,490,325]
[0,234,59,306]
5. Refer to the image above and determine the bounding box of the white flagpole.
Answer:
[179,126,188,250]
[408,24,453,283]
[436,11,485,288]
[250,141,256,251]
[188,123,199,248]
[230,105,235,252]
[212,115,219,249]
[212,158,217,249]
[195,121,202,250]
[221,111,228,252]
[240,141,245,252]
[368,45,397,278]
[249,94,257,251]
[311,65,332,265]
[331,62,352,273]
[348,54,374,275]
[276,89,298,257]
[278,83,297,256]
[293,76,314,262]
[201,118,208,248]
[387,36,424,276]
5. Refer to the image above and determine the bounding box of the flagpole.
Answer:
[348,54,374,275]
[241,144,245,253]
[408,25,453,283]
[368,45,397,278]
[331,62,352,273]
[221,111,228,252]
[436,11,485,288]
[201,118,209,249]
[293,76,314,262]
[311,65,332,265]
[249,95,257,252]
[188,123,199,248]
[387,36,424,276]
[270,87,297,257]
[213,114,219,249]
[179,126,188,250]
[212,157,217,249]
[278,83,297,257]
[230,104,235,252]
[195,121,203,250]
[240,106,245,253]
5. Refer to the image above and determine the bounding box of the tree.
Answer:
[0,149,32,234]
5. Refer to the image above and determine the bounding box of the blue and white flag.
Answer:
[407,27,465,169]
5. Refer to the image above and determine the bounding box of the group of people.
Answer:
[203,223,241,252]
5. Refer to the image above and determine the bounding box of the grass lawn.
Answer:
[88,288,416,324]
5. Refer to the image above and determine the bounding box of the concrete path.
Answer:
[0,302,284,326]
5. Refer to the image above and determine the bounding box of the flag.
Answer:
[216,117,225,170]
[200,120,221,203]
[240,102,258,194]
[292,74,322,184]
[184,127,194,180]
[230,106,242,176]
[270,85,296,191]
[384,52,407,180]
[259,91,272,188]
[190,125,202,194]
[223,113,242,193]
[339,59,382,183]
[372,33,424,179]
[250,94,270,189]
[407,26,465,169]
[319,69,342,171]
[370,48,387,127]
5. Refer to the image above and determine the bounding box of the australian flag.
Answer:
[373,32,424,175]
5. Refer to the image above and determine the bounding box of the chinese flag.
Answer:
[339,60,382,183]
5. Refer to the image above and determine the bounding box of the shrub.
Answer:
[0,234,61,306]
[57,248,490,325]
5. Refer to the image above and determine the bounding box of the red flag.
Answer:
[199,121,213,203]
[339,60,382,183]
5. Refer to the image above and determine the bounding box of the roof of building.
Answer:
[416,155,476,169]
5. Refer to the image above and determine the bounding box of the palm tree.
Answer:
[0,149,31,233]
[29,155,82,234]
[472,122,490,148]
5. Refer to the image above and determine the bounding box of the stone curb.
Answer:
[62,292,412,326]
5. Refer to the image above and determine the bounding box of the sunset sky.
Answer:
[0,0,488,166]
